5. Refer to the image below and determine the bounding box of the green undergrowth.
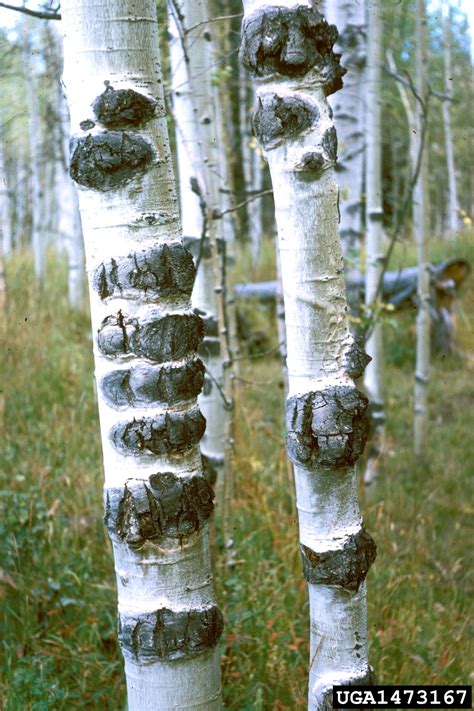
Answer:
[1,239,473,709]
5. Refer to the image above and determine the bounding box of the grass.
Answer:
[0,236,473,709]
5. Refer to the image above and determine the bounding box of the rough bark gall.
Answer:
[252,93,318,149]
[110,408,206,456]
[240,6,345,94]
[344,340,371,380]
[286,386,368,468]
[70,132,154,191]
[97,312,204,362]
[118,605,224,662]
[93,85,156,129]
[100,359,205,409]
[104,472,214,547]
[93,244,196,301]
[300,527,376,592]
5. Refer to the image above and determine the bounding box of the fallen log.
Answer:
[234,258,471,355]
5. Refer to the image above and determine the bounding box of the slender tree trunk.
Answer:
[442,6,459,238]
[21,18,45,280]
[0,136,12,259]
[325,0,366,265]
[240,3,376,708]
[414,0,430,459]
[46,23,85,309]
[168,0,228,501]
[363,0,384,489]
[61,1,223,707]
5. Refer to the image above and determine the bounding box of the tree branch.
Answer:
[0,1,61,20]
[185,13,243,34]
[212,189,273,219]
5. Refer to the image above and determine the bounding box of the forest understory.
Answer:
[0,235,473,710]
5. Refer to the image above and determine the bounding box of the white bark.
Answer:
[363,0,384,488]
[325,0,366,262]
[168,0,227,496]
[0,136,12,259]
[61,1,223,707]
[241,2,376,707]
[442,7,460,238]
[414,0,431,458]
[48,24,85,309]
[21,18,46,280]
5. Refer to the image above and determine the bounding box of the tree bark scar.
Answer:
[201,453,224,487]
[345,340,371,380]
[252,93,318,149]
[300,528,376,592]
[286,386,368,468]
[322,126,338,162]
[92,244,196,301]
[70,132,154,191]
[97,312,204,362]
[118,605,224,662]
[104,472,214,546]
[100,359,205,409]
[110,408,206,455]
[316,666,378,710]
[93,84,156,129]
[240,5,346,94]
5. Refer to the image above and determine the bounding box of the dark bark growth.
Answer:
[104,472,214,547]
[80,119,95,131]
[110,408,206,456]
[295,151,325,174]
[322,126,338,161]
[92,244,196,300]
[70,132,154,191]
[344,340,371,380]
[97,312,204,362]
[300,528,376,592]
[317,666,378,710]
[93,84,156,128]
[252,93,317,149]
[118,605,224,662]
[286,386,368,468]
[240,5,345,94]
[100,360,205,409]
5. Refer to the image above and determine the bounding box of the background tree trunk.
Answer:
[61,1,223,707]
[325,0,366,266]
[240,2,376,707]
[442,5,460,238]
[363,0,385,488]
[21,17,45,280]
[414,0,431,458]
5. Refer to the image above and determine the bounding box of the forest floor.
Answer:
[1,234,473,710]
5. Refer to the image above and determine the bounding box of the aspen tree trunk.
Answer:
[240,3,376,707]
[168,0,227,498]
[414,0,431,458]
[363,0,384,488]
[442,6,459,238]
[61,1,223,708]
[47,23,85,309]
[21,19,45,280]
[325,0,366,263]
[0,136,12,259]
